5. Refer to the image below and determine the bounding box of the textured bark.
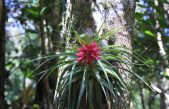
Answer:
[62,0,95,36]
[92,0,135,108]
[62,0,135,108]
[0,0,6,108]
[60,0,72,40]
[61,1,95,109]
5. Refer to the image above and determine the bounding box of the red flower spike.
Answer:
[76,42,101,65]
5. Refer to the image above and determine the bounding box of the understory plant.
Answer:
[33,30,152,109]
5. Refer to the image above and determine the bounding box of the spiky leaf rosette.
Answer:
[54,42,134,109]
[32,30,153,109]
[53,32,134,109]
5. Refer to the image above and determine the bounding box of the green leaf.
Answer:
[40,7,47,15]
[97,60,111,86]
[77,66,87,109]
[68,62,78,108]
[145,30,155,37]
[88,79,94,109]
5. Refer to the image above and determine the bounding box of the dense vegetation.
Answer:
[0,0,169,109]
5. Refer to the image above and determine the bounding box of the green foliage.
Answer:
[5,0,169,108]
[133,0,169,108]
[32,30,152,109]
[144,30,155,37]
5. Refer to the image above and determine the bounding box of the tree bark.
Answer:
[92,0,135,108]
[0,0,6,108]
[62,0,135,108]
[62,0,95,36]
[61,1,95,109]
[35,0,53,109]
[61,0,135,108]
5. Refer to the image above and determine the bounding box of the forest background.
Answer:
[0,0,169,109]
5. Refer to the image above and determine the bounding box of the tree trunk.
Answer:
[139,81,145,109]
[62,0,95,36]
[92,0,135,108]
[47,0,62,99]
[62,0,135,108]
[156,22,169,109]
[0,0,7,108]
[61,1,95,109]
[153,1,169,108]
[35,0,53,109]
[50,0,63,52]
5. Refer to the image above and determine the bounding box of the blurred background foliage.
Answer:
[0,0,169,109]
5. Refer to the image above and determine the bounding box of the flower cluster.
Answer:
[76,42,100,65]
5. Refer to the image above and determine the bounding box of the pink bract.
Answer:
[76,42,100,65]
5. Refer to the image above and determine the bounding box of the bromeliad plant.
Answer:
[52,31,148,109]
[33,30,152,109]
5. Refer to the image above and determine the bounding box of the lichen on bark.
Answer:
[92,0,135,108]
